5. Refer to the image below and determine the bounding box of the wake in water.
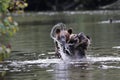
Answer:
[7,56,120,65]
[3,56,120,73]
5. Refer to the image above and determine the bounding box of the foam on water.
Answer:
[112,46,120,49]
[98,20,120,24]
[7,56,120,66]
[22,58,62,64]
[88,56,120,62]
[99,65,120,69]
[2,56,119,73]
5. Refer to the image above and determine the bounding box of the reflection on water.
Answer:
[1,11,120,80]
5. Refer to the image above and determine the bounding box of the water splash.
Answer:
[50,23,72,61]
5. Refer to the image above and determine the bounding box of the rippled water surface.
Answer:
[1,11,120,80]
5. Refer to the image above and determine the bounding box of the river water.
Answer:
[1,11,120,80]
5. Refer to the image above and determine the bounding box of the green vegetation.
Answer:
[0,0,27,61]
[0,0,27,78]
[26,0,118,11]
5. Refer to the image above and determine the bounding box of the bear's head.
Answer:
[76,32,91,50]
[55,28,72,43]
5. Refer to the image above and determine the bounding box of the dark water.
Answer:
[2,11,120,80]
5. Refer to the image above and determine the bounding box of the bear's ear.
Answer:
[67,28,72,34]
[56,29,61,34]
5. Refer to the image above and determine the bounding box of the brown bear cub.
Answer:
[54,28,90,58]
[55,28,72,58]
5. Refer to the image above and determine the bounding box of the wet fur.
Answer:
[55,28,90,59]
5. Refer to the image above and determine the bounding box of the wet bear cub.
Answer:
[54,28,72,58]
[55,28,91,58]
[68,32,91,58]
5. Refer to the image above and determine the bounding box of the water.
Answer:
[1,10,120,80]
